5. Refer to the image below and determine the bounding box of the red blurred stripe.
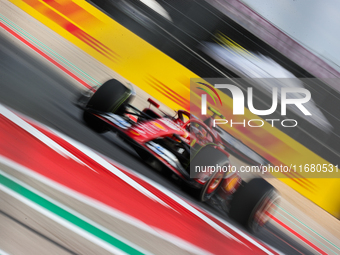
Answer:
[0,21,91,89]
[269,214,327,255]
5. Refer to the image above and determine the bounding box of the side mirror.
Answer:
[147,98,160,108]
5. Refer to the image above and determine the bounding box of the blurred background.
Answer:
[0,0,340,254]
[89,0,340,165]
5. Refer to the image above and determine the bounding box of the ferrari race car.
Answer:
[77,79,279,231]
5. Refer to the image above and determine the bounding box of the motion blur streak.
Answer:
[0,104,171,209]
[274,207,339,254]
[0,105,277,254]
[276,206,340,253]
[3,0,339,216]
[0,156,211,255]
[0,19,91,88]
[268,214,327,255]
[0,171,146,255]
[0,2,334,252]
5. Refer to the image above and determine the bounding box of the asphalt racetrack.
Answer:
[0,22,322,254]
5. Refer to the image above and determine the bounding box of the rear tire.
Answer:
[83,79,132,132]
[229,178,279,231]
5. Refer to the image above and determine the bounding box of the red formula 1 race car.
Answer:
[77,79,279,231]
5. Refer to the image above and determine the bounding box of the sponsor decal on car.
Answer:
[151,121,167,131]
[105,113,131,129]
[159,118,183,132]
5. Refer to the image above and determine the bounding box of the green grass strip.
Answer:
[0,172,145,255]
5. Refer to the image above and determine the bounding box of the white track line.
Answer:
[0,248,10,255]
[53,122,244,243]
[0,155,212,255]
[0,104,171,209]
[0,183,130,255]
[0,169,153,255]
[58,129,276,254]
[0,103,278,254]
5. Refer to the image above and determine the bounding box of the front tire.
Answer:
[83,79,133,132]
